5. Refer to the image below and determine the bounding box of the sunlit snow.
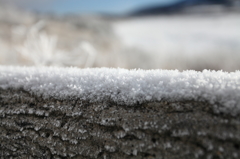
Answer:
[1,66,240,115]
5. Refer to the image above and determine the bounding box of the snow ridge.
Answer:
[1,66,240,115]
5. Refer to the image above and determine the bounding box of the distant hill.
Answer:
[129,0,236,16]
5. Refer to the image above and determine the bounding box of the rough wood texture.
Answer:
[1,89,240,159]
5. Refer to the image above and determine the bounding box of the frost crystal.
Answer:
[0,66,240,115]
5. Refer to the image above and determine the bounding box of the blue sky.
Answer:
[19,0,181,14]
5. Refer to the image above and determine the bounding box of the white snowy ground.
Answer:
[113,14,240,55]
[113,14,240,70]
[1,66,240,115]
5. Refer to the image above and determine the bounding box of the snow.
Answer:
[1,66,240,115]
[113,15,240,71]
[113,15,240,55]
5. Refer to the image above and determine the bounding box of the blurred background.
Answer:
[0,0,240,71]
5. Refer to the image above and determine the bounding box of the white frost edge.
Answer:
[1,66,240,115]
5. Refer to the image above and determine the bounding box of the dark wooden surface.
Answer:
[1,89,240,159]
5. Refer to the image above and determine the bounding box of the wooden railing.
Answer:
[1,88,240,158]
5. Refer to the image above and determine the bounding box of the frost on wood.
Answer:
[1,66,240,115]
[1,66,240,158]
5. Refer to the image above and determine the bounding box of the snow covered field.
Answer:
[1,66,240,115]
[0,4,240,71]
[113,14,240,70]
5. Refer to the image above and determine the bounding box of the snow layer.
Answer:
[113,15,240,55]
[113,15,240,71]
[1,66,240,115]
